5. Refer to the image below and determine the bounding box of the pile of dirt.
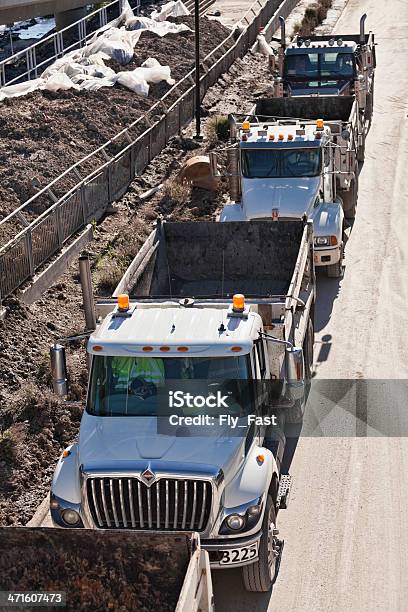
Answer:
[0,15,232,244]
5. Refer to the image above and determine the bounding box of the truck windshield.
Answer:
[87,355,252,417]
[241,148,321,178]
[284,51,355,80]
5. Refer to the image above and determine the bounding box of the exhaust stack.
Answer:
[279,16,286,48]
[227,147,241,203]
[50,344,68,397]
[79,254,96,331]
[360,13,367,44]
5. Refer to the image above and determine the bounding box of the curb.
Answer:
[26,494,49,527]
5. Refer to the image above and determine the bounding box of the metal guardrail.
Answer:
[0,0,141,88]
[0,0,299,302]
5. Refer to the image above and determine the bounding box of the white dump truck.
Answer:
[49,219,315,593]
[270,13,376,121]
[218,96,362,277]
[0,527,214,611]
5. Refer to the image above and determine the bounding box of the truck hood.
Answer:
[242,176,320,219]
[78,412,245,480]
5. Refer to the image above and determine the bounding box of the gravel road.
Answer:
[214,0,408,610]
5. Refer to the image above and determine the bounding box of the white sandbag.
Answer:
[116,71,149,96]
[257,34,274,57]
[41,49,83,77]
[151,0,190,22]
[84,27,141,64]
[140,58,175,85]
[0,78,44,100]
[42,73,80,92]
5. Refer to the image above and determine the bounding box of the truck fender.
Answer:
[222,445,279,509]
[313,202,344,244]
[219,203,246,222]
[51,443,82,504]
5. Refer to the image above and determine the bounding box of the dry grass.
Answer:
[206,116,230,143]
[163,177,192,205]
[296,0,333,37]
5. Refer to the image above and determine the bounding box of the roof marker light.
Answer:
[288,134,294,140]
[269,134,275,140]
[117,293,129,311]
[329,38,335,46]
[142,346,153,352]
[177,346,189,352]
[232,293,245,313]
[160,346,171,352]
[337,38,343,46]
[231,346,243,352]
[304,39,311,47]
[93,345,103,352]
[278,133,284,141]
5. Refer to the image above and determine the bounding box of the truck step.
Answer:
[277,474,292,510]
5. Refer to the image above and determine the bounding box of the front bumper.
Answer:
[202,531,262,569]
[314,245,341,267]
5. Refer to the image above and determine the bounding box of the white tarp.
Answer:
[0,0,188,100]
[116,57,175,96]
[151,0,190,22]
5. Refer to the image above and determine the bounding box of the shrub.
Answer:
[206,116,230,143]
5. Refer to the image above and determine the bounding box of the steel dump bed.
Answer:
[253,96,356,123]
[0,527,212,612]
[115,220,309,301]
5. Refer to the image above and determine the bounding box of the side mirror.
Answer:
[341,129,351,141]
[285,346,304,402]
[50,344,68,397]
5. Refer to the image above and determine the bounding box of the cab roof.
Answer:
[239,123,330,146]
[88,306,261,357]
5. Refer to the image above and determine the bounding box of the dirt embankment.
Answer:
[0,16,232,245]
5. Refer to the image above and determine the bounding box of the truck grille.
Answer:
[86,477,212,532]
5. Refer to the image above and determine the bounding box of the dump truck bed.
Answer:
[252,96,356,123]
[116,220,307,301]
[0,527,212,612]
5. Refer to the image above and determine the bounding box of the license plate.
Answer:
[219,542,259,565]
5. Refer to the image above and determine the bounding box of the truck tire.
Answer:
[242,495,278,592]
[285,317,314,424]
[327,243,344,278]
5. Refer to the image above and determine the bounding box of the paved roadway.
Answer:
[214,0,408,609]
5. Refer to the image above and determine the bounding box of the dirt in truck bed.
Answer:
[0,15,231,244]
[0,528,191,611]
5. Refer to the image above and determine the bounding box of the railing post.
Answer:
[25,229,35,278]
[55,204,63,247]
[80,184,88,225]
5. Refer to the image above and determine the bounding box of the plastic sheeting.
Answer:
[151,0,190,22]
[116,57,175,96]
[0,0,189,100]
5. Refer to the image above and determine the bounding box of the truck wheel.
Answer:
[327,243,344,278]
[285,317,313,424]
[242,495,278,592]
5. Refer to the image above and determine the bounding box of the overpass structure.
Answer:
[0,0,105,29]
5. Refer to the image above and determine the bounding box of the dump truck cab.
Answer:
[220,118,345,277]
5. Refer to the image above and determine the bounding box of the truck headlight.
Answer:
[61,508,81,526]
[226,514,246,530]
[314,236,338,247]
